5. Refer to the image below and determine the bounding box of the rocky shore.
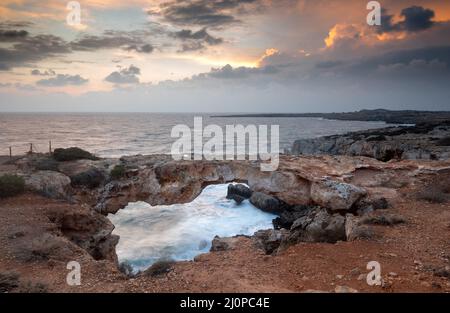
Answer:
[1,148,449,293]
[292,121,450,161]
[213,109,450,124]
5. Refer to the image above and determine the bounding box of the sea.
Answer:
[0,113,391,157]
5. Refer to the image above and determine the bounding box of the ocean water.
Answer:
[0,113,390,157]
[108,184,277,272]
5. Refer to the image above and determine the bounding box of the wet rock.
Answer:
[226,184,252,200]
[311,178,367,211]
[227,194,246,205]
[24,171,71,199]
[253,229,289,255]
[210,236,242,252]
[250,192,284,214]
[273,205,312,230]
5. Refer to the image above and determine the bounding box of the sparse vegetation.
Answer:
[0,272,20,292]
[143,259,175,277]
[0,174,25,198]
[17,281,49,293]
[53,147,98,162]
[33,157,59,171]
[360,214,406,226]
[70,168,105,189]
[417,175,450,203]
[111,165,126,180]
[436,137,450,146]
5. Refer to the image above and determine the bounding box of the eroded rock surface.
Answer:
[292,121,450,161]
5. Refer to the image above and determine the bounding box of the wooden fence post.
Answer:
[49,141,52,154]
[9,146,12,158]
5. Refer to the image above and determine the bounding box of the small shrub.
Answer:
[436,137,450,146]
[70,168,105,189]
[53,147,98,162]
[17,281,49,293]
[111,165,126,180]
[417,176,450,204]
[0,272,20,292]
[143,259,175,277]
[0,174,25,198]
[360,214,406,226]
[33,157,59,171]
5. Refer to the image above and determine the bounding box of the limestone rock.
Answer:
[311,178,367,211]
[24,171,71,199]
[210,236,242,252]
[253,229,289,255]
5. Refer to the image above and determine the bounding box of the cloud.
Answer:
[378,6,436,34]
[0,28,155,70]
[125,44,154,53]
[36,74,89,87]
[151,0,259,27]
[172,28,223,52]
[0,34,71,70]
[31,69,56,76]
[0,29,28,40]
[104,65,141,84]
[197,63,278,79]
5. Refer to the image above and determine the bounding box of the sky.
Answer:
[0,0,450,112]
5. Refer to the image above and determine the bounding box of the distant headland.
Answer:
[211,109,450,124]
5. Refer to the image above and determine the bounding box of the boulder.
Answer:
[250,192,284,214]
[24,171,71,199]
[273,205,311,229]
[284,207,346,244]
[311,178,367,211]
[49,209,119,262]
[210,236,242,252]
[345,214,373,241]
[253,229,289,255]
[227,184,252,200]
[355,197,389,216]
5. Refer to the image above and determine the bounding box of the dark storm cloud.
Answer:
[174,28,223,45]
[400,6,435,32]
[36,74,89,86]
[172,28,223,52]
[0,28,156,70]
[0,34,71,70]
[71,30,155,54]
[329,46,450,79]
[104,65,141,84]
[152,0,259,27]
[0,30,28,40]
[378,6,436,34]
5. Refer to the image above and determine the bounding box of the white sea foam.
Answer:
[108,184,277,272]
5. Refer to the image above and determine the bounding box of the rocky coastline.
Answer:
[291,120,450,161]
[1,145,450,292]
